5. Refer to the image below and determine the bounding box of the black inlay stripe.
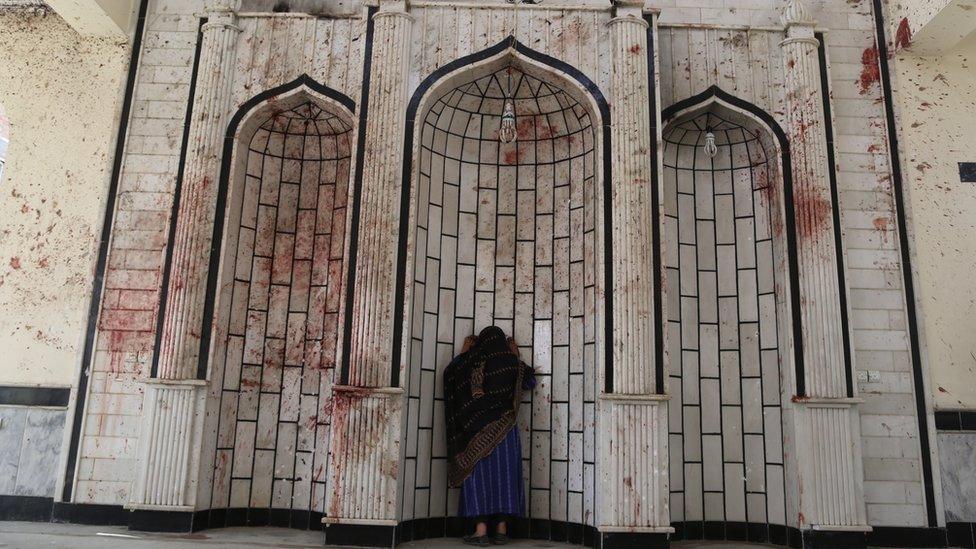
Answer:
[0,386,70,407]
[645,14,665,395]
[816,32,855,398]
[870,0,938,527]
[935,410,976,431]
[62,0,150,503]
[151,18,206,379]
[340,4,377,386]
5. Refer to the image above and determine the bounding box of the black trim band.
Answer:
[389,38,613,391]
[644,14,665,395]
[869,0,938,526]
[661,85,806,397]
[151,18,206,379]
[816,32,856,398]
[0,386,70,407]
[340,4,377,386]
[62,0,150,503]
[934,410,976,431]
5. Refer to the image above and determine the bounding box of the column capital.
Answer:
[607,14,649,29]
[781,0,817,28]
[203,0,241,30]
[611,0,646,22]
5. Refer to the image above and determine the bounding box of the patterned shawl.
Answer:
[443,326,531,487]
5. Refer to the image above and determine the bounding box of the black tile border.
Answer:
[0,386,70,407]
[935,410,976,431]
[0,495,54,522]
[868,525,949,547]
[947,522,976,548]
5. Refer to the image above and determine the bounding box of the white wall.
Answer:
[0,9,128,387]
[893,37,976,410]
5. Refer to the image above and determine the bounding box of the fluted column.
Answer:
[157,0,242,381]
[607,5,655,395]
[780,0,847,398]
[596,7,671,546]
[346,0,414,388]
[780,0,868,538]
[129,1,241,514]
[322,1,410,535]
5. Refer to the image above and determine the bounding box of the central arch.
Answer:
[393,40,611,543]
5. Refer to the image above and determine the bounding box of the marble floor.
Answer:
[0,522,934,549]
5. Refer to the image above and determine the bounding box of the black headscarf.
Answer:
[443,326,532,487]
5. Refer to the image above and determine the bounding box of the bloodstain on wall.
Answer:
[858,47,881,95]
[794,191,833,241]
[894,18,913,50]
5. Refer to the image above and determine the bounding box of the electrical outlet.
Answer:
[867,371,881,383]
[856,370,868,382]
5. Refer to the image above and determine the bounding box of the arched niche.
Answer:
[395,43,610,540]
[661,88,802,543]
[195,76,358,528]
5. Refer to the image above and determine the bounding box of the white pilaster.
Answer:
[130,0,242,511]
[780,0,869,532]
[597,5,671,537]
[156,0,242,381]
[346,0,414,388]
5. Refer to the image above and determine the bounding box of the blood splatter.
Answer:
[858,47,880,95]
[895,18,912,50]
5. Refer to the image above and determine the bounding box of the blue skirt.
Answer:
[458,427,526,518]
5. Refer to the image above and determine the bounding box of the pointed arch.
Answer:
[390,38,613,388]
[193,74,357,377]
[662,85,806,396]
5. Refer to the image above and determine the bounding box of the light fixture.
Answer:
[499,94,517,144]
[703,130,718,159]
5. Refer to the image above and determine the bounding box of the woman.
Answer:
[444,326,536,546]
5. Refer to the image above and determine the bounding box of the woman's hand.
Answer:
[507,337,520,357]
[461,335,477,353]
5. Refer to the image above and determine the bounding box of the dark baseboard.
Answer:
[947,522,976,548]
[129,508,194,532]
[803,529,868,549]
[671,521,803,548]
[323,523,395,547]
[869,526,949,547]
[0,386,70,407]
[51,502,129,525]
[0,495,54,522]
[598,531,669,549]
[935,410,976,431]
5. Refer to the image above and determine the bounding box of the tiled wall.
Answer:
[0,406,65,498]
[70,0,934,532]
[663,114,787,527]
[401,66,600,525]
[208,102,351,514]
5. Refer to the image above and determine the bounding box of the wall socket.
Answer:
[856,370,881,383]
